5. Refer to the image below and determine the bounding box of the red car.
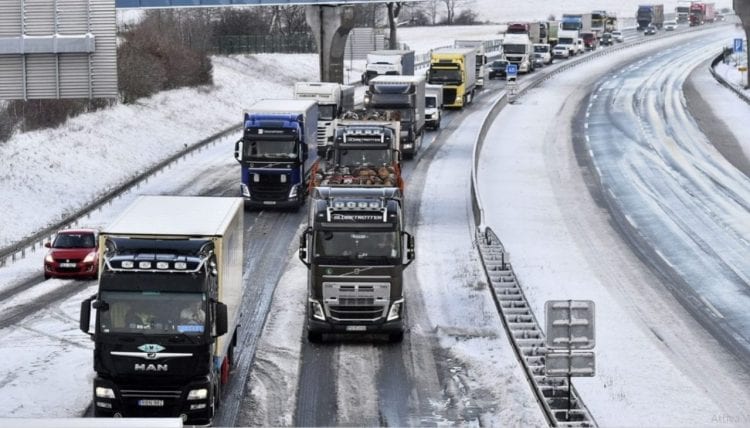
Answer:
[44,229,99,280]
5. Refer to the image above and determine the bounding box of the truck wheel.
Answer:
[388,331,404,343]
[435,119,441,129]
[307,330,323,343]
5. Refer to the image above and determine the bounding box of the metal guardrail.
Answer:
[709,48,750,104]
[469,23,727,427]
[0,124,241,267]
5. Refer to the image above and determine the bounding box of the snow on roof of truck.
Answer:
[370,75,425,84]
[432,47,476,55]
[105,196,242,237]
[368,50,413,56]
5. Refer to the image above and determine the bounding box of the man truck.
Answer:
[425,84,443,130]
[293,82,355,156]
[80,195,243,425]
[234,99,318,209]
[365,75,426,158]
[361,50,416,85]
[298,186,415,343]
[428,48,477,109]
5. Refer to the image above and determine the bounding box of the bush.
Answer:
[0,99,113,141]
[118,10,213,104]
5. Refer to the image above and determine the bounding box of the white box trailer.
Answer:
[454,40,489,88]
[362,50,416,84]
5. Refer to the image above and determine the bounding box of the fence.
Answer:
[214,33,317,54]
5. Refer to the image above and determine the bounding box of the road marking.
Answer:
[700,296,725,319]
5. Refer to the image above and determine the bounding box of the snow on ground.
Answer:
[398,25,505,54]
[478,29,750,426]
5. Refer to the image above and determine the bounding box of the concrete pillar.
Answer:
[306,5,355,83]
[735,0,750,87]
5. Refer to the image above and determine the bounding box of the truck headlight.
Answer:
[310,299,325,321]
[95,387,116,399]
[187,388,208,400]
[83,251,96,263]
[387,299,404,321]
[240,184,250,198]
[288,184,299,199]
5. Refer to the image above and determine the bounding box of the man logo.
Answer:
[138,344,165,353]
[135,363,168,372]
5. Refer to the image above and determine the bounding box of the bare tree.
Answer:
[441,0,475,25]
[386,2,403,49]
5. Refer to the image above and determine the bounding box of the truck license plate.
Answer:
[346,325,366,332]
[138,399,164,407]
[263,201,276,205]
[59,262,77,268]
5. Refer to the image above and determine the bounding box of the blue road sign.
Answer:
[506,63,518,77]
[735,38,744,53]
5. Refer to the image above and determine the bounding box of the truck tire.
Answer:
[307,330,323,343]
[388,331,404,343]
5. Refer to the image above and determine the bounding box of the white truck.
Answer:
[454,40,488,89]
[80,195,244,425]
[361,50,416,85]
[502,33,535,73]
[294,82,355,155]
[365,75,426,158]
[425,84,443,130]
[557,29,582,57]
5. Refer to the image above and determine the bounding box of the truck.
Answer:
[233,99,318,209]
[637,4,664,30]
[561,14,583,32]
[361,50,415,85]
[298,186,415,343]
[529,22,549,44]
[690,2,716,25]
[548,21,560,46]
[79,195,243,425]
[502,33,535,73]
[557,29,582,56]
[425,83,443,129]
[591,10,608,37]
[428,48,477,109]
[454,39,489,89]
[364,75,426,158]
[312,118,403,191]
[676,1,692,23]
[294,82,355,156]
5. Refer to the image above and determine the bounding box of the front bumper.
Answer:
[308,317,404,335]
[45,261,96,278]
[93,377,214,425]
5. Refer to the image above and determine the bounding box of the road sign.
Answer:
[506,63,518,77]
[545,351,596,377]
[545,300,595,350]
[735,38,744,53]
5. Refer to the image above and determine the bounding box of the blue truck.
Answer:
[234,99,318,209]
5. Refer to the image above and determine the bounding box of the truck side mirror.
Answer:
[403,232,415,266]
[234,140,243,162]
[298,228,311,268]
[80,295,96,336]
[215,302,228,337]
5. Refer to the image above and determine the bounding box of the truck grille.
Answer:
[443,88,457,105]
[323,282,390,322]
[120,388,182,399]
[251,175,290,201]
[317,124,329,148]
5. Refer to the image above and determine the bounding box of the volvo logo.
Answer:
[138,344,165,353]
[135,363,168,372]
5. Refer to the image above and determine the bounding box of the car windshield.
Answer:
[244,138,297,160]
[97,291,208,336]
[534,46,548,53]
[425,97,437,108]
[314,230,400,264]
[492,61,506,68]
[53,233,95,248]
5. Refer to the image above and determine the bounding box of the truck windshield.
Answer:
[314,230,400,264]
[503,44,527,54]
[429,68,462,84]
[534,45,548,53]
[338,148,391,166]
[558,37,574,45]
[97,291,208,336]
[244,138,298,160]
[319,105,336,121]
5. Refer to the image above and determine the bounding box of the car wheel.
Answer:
[44,273,51,280]
[307,330,323,343]
[388,331,404,343]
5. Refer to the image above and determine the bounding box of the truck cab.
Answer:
[234,100,318,209]
[502,34,535,73]
[428,48,477,109]
[298,187,415,343]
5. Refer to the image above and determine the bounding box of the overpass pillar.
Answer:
[735,0,750,87]
[306,5,355,83]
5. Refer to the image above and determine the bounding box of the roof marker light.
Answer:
[156,262,169,269]
[138,261,152,269]
[121,261,134,269]
[174,262,187,270]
